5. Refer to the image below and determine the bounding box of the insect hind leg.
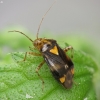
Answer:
[63,46,73,58]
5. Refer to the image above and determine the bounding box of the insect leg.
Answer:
[28,52,42,56]
[36,60,45,91]
[63,46,73,58]
[17,52,27,63]
[17,52,42,63]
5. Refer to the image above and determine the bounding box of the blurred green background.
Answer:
[0,0,100,99]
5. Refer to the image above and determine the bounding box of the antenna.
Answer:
[8,30,34,42]
[36,0,57,39]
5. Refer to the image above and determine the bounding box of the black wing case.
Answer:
[43,44,74,88]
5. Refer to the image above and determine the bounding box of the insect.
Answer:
[9,0,74,89]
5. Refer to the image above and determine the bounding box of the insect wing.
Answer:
[43,44,74,88]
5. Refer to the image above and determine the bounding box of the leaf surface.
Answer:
[0,49,97,100]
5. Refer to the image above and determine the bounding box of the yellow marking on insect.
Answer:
[50,46,58,55]
[59,75,66,83]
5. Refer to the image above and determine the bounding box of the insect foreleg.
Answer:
[17,52,42,63]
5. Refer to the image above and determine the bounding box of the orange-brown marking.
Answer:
[50,46,58,55]
[71,68,74,75]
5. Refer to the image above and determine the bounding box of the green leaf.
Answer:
[0,49,98,100]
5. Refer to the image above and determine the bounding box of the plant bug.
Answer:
[9,0,74,89]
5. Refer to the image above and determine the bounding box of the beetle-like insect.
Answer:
[9,0,74,89]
